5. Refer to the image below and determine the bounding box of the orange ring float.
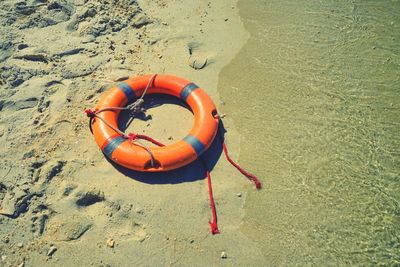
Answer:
[90,74,219,172]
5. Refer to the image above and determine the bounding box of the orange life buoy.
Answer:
[90,74,219,172]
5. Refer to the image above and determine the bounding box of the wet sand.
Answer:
[0,0,267,266]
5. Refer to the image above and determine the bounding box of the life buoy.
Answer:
[90,74,219,172]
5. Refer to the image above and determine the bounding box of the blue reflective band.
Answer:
[180,83,199,101]
[183,135,206,156]
[117,82,136,103]
[103,136,126,158]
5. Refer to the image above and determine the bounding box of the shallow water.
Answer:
[218,0,400,265]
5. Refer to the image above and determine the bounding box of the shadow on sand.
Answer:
[105,94,226,185]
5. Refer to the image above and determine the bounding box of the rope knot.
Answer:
[125,133,137,141]
[127,99,145,114]
[85,109,96,118]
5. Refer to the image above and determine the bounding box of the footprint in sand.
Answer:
[188,54,208,70]
[75,190,105,207]
[45,215,93,241]
[131,221,147,242]
[187,42,212,70]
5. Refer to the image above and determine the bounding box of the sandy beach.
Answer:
[0,0,267,266]
[2,0,400,266]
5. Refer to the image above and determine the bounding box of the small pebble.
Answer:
[17,243,23,248]
[221,251,227,259]
[237,193,242,198]
[135,208,144,214]
[107,238,115,248]
[47,246,57,256]
[1,255,6,261]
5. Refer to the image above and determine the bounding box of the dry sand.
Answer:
[0,0,266,266]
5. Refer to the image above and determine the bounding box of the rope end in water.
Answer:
[221,137,262,190]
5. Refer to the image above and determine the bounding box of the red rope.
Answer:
[84,109,96,118]
[221,137,262,190]
[136,134,165,147]
[127,131,219,234]
[86,107,260,234]
[206,169,220,234]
